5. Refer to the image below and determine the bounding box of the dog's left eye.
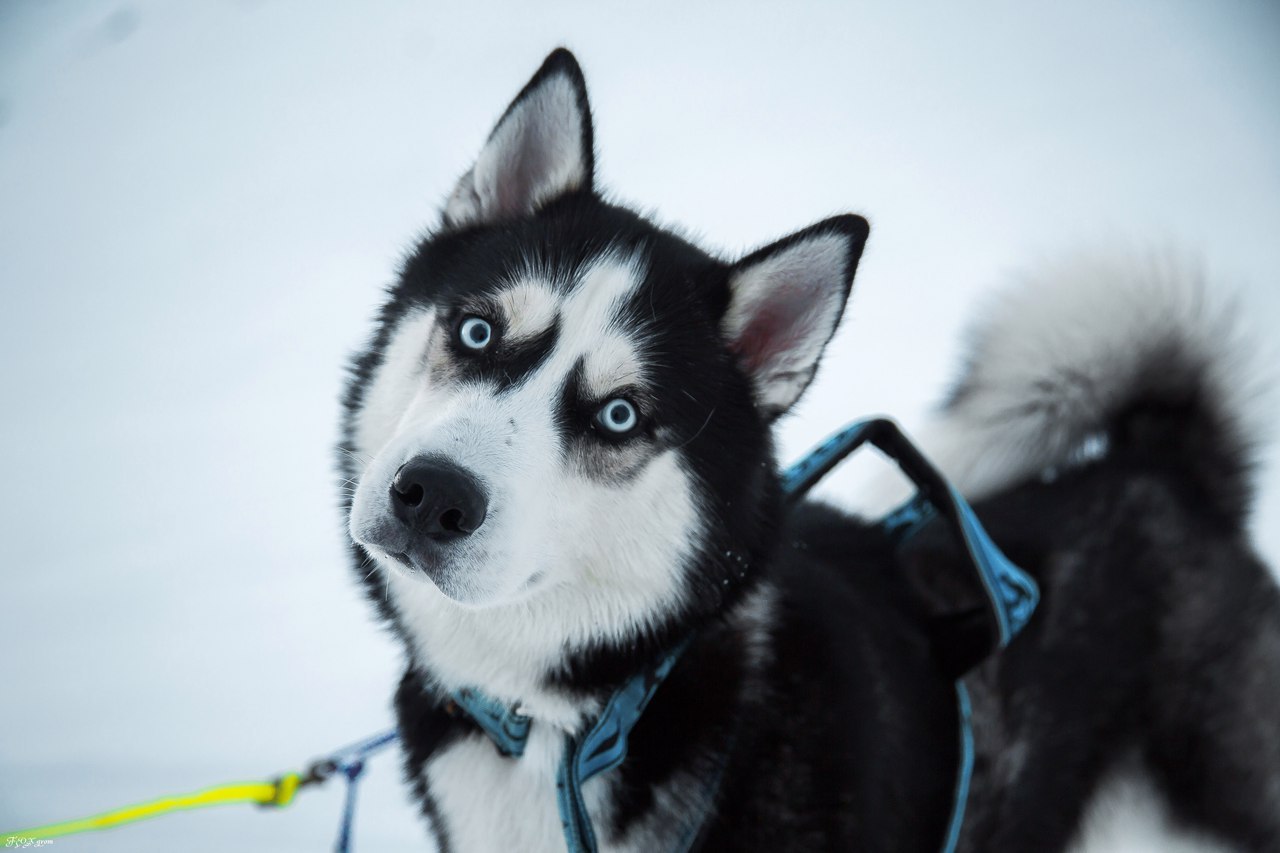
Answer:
[595,399,639,435]
[458,316,493,350]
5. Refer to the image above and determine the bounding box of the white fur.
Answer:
[351,306,438,464]
[1068,767,1238,853]
[494,280,559,342]
[583,332,644,398]
[839,250,1266,515]
[426,725,572,852]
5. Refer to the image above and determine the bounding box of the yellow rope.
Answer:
[3,772,301,840]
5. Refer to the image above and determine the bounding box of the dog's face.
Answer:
[342,50,867,620]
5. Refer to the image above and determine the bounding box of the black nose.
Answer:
[390,458,488,540]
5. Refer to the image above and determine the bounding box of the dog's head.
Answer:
[341,50,867,628]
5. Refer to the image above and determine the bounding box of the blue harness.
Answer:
[447,417,1039,853]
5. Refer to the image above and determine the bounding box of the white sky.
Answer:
[1,2,1277,850]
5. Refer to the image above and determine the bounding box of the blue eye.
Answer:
[458,316,492,350]
[595,399,639,435]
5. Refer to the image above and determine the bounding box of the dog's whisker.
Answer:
[673,407,716,450]
[338,447,373,470]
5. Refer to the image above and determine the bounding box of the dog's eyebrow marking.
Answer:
[583,332,645,398]
[517,251,651,410]
[493,324,560,392]
[494,280,558,342]
[557,253,650,396]
[565,253,648,332]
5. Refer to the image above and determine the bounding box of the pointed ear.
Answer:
[444,49,594,229]
[723,215,869,418]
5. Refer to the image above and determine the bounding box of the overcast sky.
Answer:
[1,2,1277,851]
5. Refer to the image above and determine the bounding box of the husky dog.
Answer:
[337,49,1280,852]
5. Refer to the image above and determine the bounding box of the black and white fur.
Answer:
[337,50,1280,852]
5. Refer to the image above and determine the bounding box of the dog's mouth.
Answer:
[370,532,548,609]
[351,502,471,579]
[385,545,447,578]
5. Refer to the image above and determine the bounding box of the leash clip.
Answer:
[257,772,303,809]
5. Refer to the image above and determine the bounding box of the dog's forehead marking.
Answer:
[494,280,557,342]
[525,252,649,395]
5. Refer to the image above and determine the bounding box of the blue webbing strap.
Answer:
[322,730,399,853]
[781,417,1039,644]
[782,417,1039,853]
[942,682,975,853]
[451,687,532,757]
[946,485,1039,646]
[335,759,364,853]
[555,638,692,853]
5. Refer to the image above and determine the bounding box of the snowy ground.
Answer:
[0,2,1277,851]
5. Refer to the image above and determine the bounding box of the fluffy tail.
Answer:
[914,251,1267,522]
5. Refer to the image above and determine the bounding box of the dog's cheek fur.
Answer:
[350,307,439,468]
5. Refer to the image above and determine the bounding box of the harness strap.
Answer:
[450,687,531,757]
[782,418,1038,853]
[782,418,1039,645]
[553,638,691,853]
[942,682,975,853]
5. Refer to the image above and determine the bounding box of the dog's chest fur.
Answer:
[422,723,702,853]
[425,725,570,853]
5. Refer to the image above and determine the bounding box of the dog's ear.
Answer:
[723,216,869,418]
[443,49,594,229]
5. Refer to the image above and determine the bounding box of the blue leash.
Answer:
[304,729,399,853]
[336,417,1036,853]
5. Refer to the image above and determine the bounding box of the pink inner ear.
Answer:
[731,287,810,374]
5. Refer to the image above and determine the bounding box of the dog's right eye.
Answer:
[457,316,493,351]
[594,398,640,436]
